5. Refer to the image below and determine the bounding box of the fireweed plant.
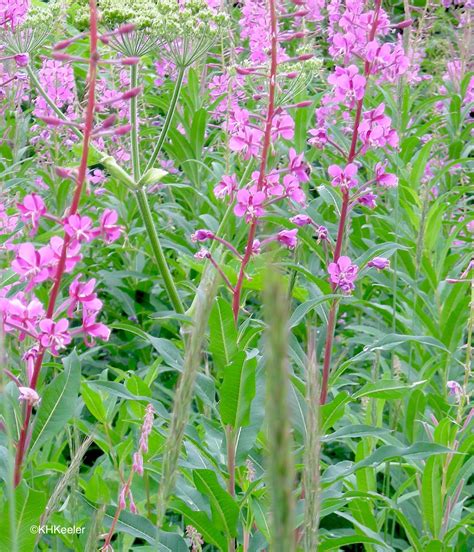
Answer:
[0,0,473,551]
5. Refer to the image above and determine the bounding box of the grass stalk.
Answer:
[264,269,296,552]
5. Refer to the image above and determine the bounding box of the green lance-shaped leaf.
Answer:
[155,266,218,535]
[29,350,81,453]
[192,469,239,537]
[219,351,256,428]
[209,297,238,371]
[264,269,296,552]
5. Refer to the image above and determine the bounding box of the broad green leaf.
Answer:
[81,382,107,423]
[422,456,443,538]
[170,499,227,550]
[220,352,256,428]
[0,482,47,552]
[30,351,81,453]
[192,469,239,537]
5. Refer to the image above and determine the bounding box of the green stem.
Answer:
[130,64,141,182]
[135,187,184,314]
[145,66,185,174]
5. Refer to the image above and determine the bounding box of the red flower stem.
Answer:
[13,0,99,487]
[232,0,278,323]
[319,0,382,405]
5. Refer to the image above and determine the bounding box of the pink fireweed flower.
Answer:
[17,194,46,235]
[18,387,40,407]
[271,111,295,140]
[308,127,328,149]
[49,236,82,274]
[5,296,44,341]
[229,127,263,159]
[39,318,71,355]
[234,186,266,222]
[252,239,261,255]
[328,163,358,190]
[328,256,358,294]
[368,257,390,270]
[99,209,122,243]
[81,312,111,347]
[68,276,102,316]
[316,225,328,243]
[257,171,283,198]
[277,229,298,250]
[214,174,238,200]
[283,174,305,205]
[357,191,377,209]
[288,148,309,183]
[328,65,366,108]
[64,214,98,244]
[12,243,54,290]
[374,162,398,187]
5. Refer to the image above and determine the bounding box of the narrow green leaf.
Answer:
[219,352,256,428]
[192,469,239,537]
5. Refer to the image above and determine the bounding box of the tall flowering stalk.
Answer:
[192,0,319,322]
[315,0,406,404]
[11,0,101,487]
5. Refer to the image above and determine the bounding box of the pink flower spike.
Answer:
[328,163,358,190]
[39,318,72,356]
[277,229,298,250]
[132,451,144,475]
[17,194,46,235]
[328,256,358,294]
[99,209,123,244]
[368,257,390,270]
[18,387,41,407]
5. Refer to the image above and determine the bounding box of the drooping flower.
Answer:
[18,386,40,407]
[191,229,214,242]
[290,214,313,227]
[368,257,390,270]
[277,229,298,250]
[328,256,358,294]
